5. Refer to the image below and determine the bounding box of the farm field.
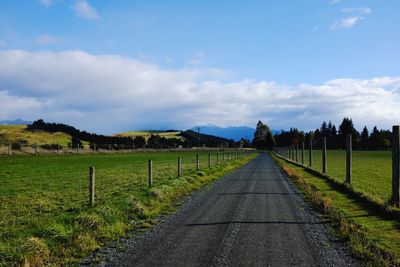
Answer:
[292,150,392,204]
[0,151,255,266]
[0,125,72,146]
[114,130,182,140]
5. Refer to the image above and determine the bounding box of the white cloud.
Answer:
[330,0,342,4]
[330,16,361,30]
[188,51,206,65]
[71,0,100,20]
[38,0,53,7]
[311,26,319,32]
[35,35,63,45]
[341,7,371,15]
[0,50,399,133]
[331,6,371,31]
[0,91,41,120]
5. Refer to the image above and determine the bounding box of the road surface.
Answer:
[97,153,356,267]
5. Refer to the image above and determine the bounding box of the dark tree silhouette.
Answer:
[360,126,369,150]
[252,121,275,150]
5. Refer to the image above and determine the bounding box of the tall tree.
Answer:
[321,121,328,137]
[360,126,369,150]
[252,121,275,150]
[369,126,380,150]
[338,117,359,149]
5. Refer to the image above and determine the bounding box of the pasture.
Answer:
[0,151,255,265]
[0,125,72,146]
[293,149,392,204]
[114,130,182,140]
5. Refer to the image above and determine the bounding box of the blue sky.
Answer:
[0,1,399,133]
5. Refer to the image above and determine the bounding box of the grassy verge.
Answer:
[272,153,400,266]
[0,152,257,266]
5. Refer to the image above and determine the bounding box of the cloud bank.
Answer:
[0,50,399,133]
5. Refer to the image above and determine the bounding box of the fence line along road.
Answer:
[275,126,400,207]
[0,151,254,206]
[0,141,254,156]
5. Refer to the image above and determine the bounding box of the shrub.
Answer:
[11,143,22,150]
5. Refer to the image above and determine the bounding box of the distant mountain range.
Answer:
[0,119,32,125]
[190,125,281,141]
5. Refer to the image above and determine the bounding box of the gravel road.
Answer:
[93,153,357,267]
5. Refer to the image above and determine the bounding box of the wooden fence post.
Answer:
[89,166,95,206]
[57,143,60,155]
[291,146,294,161]
[196,155,200,171]
[392,126,400,206]
[35,143,38,156]
[208,154,211,167]
[93,143,96,153]
[148,159,153,187]
[322,137,327,175]
[301,142,304,165]
[295,144,298,162]
[309,139,313,167]
[178,157,181,177]
[346,134,352,184]
[292,147,296,161]
[216,153,219,164]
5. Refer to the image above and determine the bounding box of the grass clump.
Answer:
[43,223,73,242]
[127,195,148,219]
[19,237,50,267]
[76,213,105,229]
[73,233,100,254]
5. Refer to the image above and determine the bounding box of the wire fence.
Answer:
[274,128,400,207]
[0,150,255,257]
[0,141,236,156]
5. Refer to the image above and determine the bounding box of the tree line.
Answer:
[273,118,392,150]
[27,119,240,149]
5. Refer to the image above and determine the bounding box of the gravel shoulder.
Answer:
[84,153,358,267]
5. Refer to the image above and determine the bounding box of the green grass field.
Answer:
[0,151,255,266]
[287,149,392,204]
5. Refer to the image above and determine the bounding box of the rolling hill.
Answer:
[0,125,72,146]
[114,130,182,140]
